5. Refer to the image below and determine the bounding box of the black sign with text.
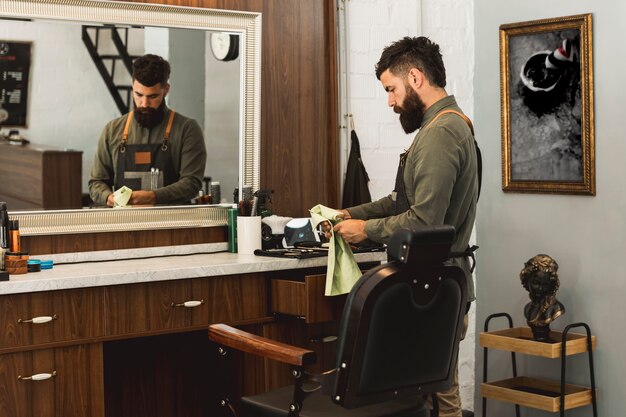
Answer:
[0,41,31,127]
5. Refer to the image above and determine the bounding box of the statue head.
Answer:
[520,254,559,301]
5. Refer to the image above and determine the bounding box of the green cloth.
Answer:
[310,204,362,296]
[88,107,206,205]
[113,186,132,207]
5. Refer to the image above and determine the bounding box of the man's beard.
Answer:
[395,84,426,134]
[134,100,166,128]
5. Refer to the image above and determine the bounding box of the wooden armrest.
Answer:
[208,323,317,366]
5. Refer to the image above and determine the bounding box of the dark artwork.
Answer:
[0,41,31,127]
[520,254,565,342]
[509,29,582,182]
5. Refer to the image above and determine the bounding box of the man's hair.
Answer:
[375,36,446,88]
[132,54,171,87]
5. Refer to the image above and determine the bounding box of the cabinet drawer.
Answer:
[0,288,104,350]
[0,344,104,417]
[271,274,336,323]
[105,275,268,336]
[105,278,209,335]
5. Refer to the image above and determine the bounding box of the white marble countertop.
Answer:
[0,249,387,295]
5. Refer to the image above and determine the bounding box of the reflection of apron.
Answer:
[115,110,177,192]
[392,109,475,215]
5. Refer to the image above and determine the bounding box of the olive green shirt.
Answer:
[347,96,477,300]
[88,108,207,206]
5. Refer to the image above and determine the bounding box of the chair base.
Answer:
[240,385,430,417]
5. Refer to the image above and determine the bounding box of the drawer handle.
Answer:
[18,315,58,324]
[310,335,338,343]
[171,299,205,308]
[18,371,57,381]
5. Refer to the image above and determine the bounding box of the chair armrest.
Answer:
[208,323,317,366]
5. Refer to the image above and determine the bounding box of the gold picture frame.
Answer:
[500,14,595,195]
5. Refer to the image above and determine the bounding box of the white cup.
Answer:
[236,216,262,254]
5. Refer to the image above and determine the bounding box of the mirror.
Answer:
[0,0,260,221]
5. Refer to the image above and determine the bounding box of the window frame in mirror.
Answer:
[0,0,261,235]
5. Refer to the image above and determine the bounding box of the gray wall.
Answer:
[474,1,624,416]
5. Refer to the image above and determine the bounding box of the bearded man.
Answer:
[89,54,206,206]
[330,36,478,417]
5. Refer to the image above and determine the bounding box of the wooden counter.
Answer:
[0,250,385,417]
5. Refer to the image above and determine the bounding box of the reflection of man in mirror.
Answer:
[89,54,206,206]
[520,254,565,342]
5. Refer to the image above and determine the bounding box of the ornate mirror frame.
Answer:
[1,0,261,235]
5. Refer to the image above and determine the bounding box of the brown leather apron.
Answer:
[115,110,177,192]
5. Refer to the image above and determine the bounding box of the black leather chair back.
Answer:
[332,226,467,409]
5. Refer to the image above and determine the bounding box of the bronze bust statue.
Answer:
[520,254,565,342]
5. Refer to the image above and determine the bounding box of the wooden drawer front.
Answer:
[105,274,268,336]
[105,279,209,335]
[271,274,335,323]
[0,288,104,350]
[0,344,104,417]
[206,274,268,324]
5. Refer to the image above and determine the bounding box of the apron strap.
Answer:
[425,109,474,135]
[119,110,176,152]
[162,110,176,151]
[120,111,134,153]
[424,109,481,200]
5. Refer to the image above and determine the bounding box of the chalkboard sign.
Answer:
[0,41,31,127]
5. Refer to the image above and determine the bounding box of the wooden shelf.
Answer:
[480,327,596,358]
[481,376,594,412]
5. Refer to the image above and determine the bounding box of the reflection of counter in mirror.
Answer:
[0,140,82,210]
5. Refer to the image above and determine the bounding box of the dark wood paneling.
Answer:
[20,226,227,255]
[131,0,340,216]
[103,331,223,417]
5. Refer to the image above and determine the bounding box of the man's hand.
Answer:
[129,190,157,206]
[321,209,352,239]
[106,193,115,207]
[333,219,367,244]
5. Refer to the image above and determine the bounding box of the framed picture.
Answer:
[500,14,594,195]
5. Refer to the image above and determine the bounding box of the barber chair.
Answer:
[208,225,467,417]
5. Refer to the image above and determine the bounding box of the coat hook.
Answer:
[348,114,355,131]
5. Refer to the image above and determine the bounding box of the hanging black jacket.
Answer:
[342,129,372,208]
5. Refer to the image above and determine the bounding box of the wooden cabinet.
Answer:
[0,288,104,350]
[0,142,82,210]
[0,263,371,417]
[0,344,104,417]
[104,274,268,336]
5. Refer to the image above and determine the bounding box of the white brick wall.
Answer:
[345,0,476,410]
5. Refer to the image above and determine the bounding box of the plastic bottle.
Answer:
[9,219,20,253]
